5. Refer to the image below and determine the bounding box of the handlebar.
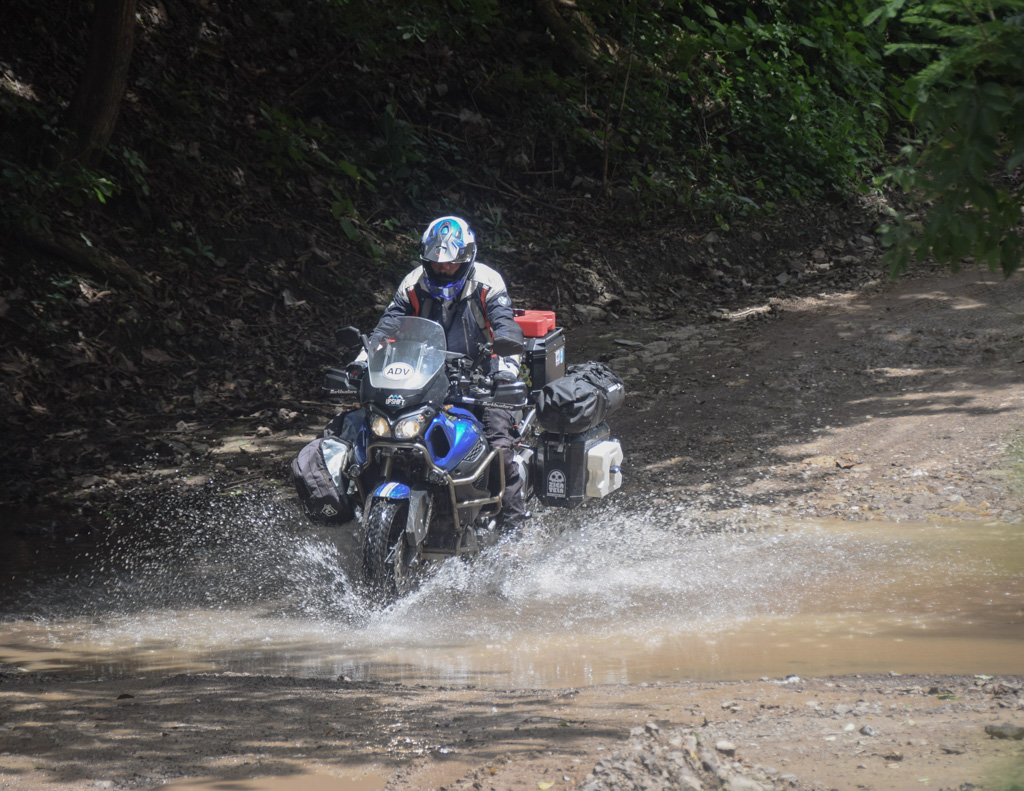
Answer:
[450,382,529,410]
[445,355,528,410]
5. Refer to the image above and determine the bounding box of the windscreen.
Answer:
[366,316,447,390]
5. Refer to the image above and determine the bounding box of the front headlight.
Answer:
[370,415,391,437]
[394,416,424,439]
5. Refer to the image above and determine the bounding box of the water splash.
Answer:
[1,484,1018,685]
[346,494,973,662]
[8,478,361,622]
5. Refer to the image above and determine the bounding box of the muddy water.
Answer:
[1,495,1022,688]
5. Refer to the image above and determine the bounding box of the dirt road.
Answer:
[2,268,1023,791]
[598,266,1024,528]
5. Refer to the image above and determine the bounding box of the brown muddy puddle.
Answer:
[1,513,1022,688]
[156,769,389,791]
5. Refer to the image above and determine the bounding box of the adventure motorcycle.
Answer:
[294,311,624,601]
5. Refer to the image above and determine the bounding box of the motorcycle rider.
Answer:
[348,216,528,530]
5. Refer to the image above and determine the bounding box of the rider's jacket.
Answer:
[369,262,521,375]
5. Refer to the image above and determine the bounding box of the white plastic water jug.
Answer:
[585,439,623,498]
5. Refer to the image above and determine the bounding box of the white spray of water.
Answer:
[1,484,1011,685]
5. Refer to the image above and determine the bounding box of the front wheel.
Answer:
[361,499,417,602]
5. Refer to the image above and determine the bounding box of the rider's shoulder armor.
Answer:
[398,265,427,301]
[465,262,508,298]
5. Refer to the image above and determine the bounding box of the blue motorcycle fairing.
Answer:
[446,406,481,425]
[426,408,485,472]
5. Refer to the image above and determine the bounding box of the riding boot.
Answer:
[496,446,527,531]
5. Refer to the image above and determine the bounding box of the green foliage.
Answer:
[119,148,151,198]
[253,102,377,245]
[688,1,888,203]
[393,0,499,42]
[1,158,118,234]
[368,104,428,188]
[870,0,1024,275]
[319,0,499,57]
[0,0,904,264]
[0,111,121,233]
[162,222,218,263]
[122,0,895,234]
[255,103,370,188]
[497,1,888,220]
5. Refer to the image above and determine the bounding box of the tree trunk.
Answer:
[64,0,139,165]
[534,0,606,74]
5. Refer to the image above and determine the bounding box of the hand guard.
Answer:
[346,360,368,385]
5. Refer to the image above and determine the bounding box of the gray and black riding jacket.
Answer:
[368,262,522,378]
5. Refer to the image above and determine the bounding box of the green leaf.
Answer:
[339,217,360,241]
[336,159,361,180]
[725,32,748,51]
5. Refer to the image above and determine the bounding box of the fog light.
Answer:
[426,468,449,485]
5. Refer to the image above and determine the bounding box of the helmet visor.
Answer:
[427,259,468,286]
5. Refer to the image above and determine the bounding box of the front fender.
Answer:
[372,481,411,500]
[369,483,430,546]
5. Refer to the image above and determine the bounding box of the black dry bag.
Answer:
[536,361,625,434]
[291,409,363,523]
[291,436,353,523]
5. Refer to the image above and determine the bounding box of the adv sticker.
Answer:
[383,362,413,380]
[546,469,566,498]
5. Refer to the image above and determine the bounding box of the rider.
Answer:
[348,216,528,530]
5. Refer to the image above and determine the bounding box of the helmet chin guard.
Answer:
[424,265,471,301]
[420,216,477,301]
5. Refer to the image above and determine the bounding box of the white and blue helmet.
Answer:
[420,216,477,301]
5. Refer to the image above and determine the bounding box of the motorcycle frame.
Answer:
[360,437,506,557]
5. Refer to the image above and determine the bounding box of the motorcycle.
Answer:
[301,311,624,601]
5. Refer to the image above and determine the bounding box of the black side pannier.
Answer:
[292,437,353,523]
[291,409,363,523]
[536,361,625,434]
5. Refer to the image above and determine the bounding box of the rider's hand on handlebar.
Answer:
[494,357,519,385]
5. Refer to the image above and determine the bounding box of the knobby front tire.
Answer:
[361,499,411,603]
